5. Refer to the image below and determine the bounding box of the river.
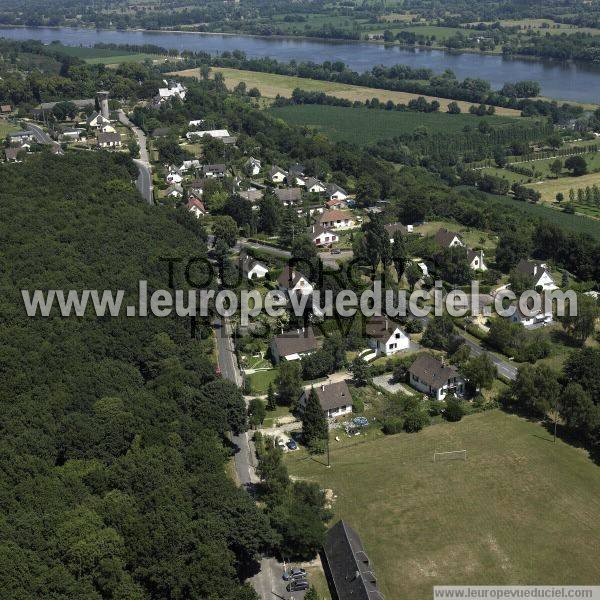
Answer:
[2,25,600,103]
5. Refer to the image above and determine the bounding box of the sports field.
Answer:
[170,67,521,116]
[269,104,519,145]
[285,410,600,600]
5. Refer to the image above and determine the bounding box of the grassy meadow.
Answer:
[170,67,521,116]
[268,104,518,145]
[51,45,157,64]
[285,410,600,600]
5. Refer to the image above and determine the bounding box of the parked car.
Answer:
[283,567,306,581]
[288,580,309,591]
[330,248,341,254]
[286,440,298,450]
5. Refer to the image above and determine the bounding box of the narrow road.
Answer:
[24,121,52,144]
[238,239,291,259]
[118,110,154,205]
[214,318,301,599]
[459,336,518,381]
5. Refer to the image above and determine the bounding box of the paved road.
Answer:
[459,335,518,381]
[214,318,303,599]
[118,110,154,205]
[24,121,52,144]
[238,239,291,259]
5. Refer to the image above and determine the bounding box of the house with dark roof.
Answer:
[515,259,557,291]
[277,266,313,296]
[308,223,339,247]
[97,132,121,148]
[270,327,317,363]
[240,254,269,280]
[366,317,410,356]
[201,163,227,178]
[303,177,326,194]
[152,127,172,138]
[244,157,261,176]
[269,165,288,184]
[434,228,464,249]
[325,183,348,202]
[409,354,464,400]
[300,381,353,419]
[4,147,22,162]
[87,112,111,128]
[274,187,302,205]
[466,248,487,272]
[384,222,409,243]
[322,520,384,600]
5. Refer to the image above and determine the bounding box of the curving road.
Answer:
[118,110,154,205]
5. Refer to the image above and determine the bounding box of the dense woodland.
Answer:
[0,152,277,599]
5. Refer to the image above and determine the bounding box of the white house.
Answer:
[201,164,227,178]
[277,266,313,296]
[187,129,230,141]
[299,381,353,419]
[97,132,121,148]
[270,327,317,363]
[166,170,183,184]
[318,210,355,230]
[510,305,553,328]
[467,249,487,271]
[179,159,201,172]
[325,183,348,202]
[158,81,187,102]
[308,224,339,247]
[244,157,261,176]
[269,165,288,184]
[366,316,410,356]
[240,255,269,280]
[86,112,111,128]
[304,177,326,194]
[409,354,465,401]
[434,228,465,248]
[515,259,558,291]
[166,183,183,198]
[187,197,207,218]
[188,119,205,127]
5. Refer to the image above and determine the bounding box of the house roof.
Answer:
[319,210,352,224]
[240,254,268,276]
[152,127,171,137]
[323,520,384,600]
[366,316,402,342]
[326,198,346,208]
[277,266,310,289]
[325,183,348,196]
[166,183,183,195]
[272,327,317,358]
[190,178,209,191]
[409,354,459,390]
[466,248,483,264]
[434,228,462,247]
[274,187,302,203]
[97,132,121,144]
[187,198,206,211]
[269,165,287,177]
[201,163,227,174]
[288,163,305,175]
[384,222,408,239]
[239,189,264,203]
[1,105,12,112]
[308,223,336,240]
[515,259,553,283]
[4,147,20,161]
[312,381,352,412]
[304,176,325,190]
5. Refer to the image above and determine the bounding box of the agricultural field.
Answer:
[170,67,521,116]
[0,120,20,137]
[268,104,518,145]
[366,24,465,40]
[413,220,497,251]
[526,172,600,212]
[464,18,600,36]
[285,410,600,600]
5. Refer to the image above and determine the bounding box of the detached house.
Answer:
[274,187,302,205]
[277,266,313,296]
[515,259,558,291]
[244,157,261,176]
[86,112,111,128]
[409,354,465,400]
[385,222,409,244]
[319,210,355,230]
[187,197,207,218]
[97,132,121,149]
[166,183,183,198]
[240,254,269,280]
[366,317,410,356]
[325,183,349,202]
[304,177,326,194]
[201,163,227,178]
[299,381,353,419]
[466,248,487,271]
[434,228,465,248]
[270,327,317,363]
[308,224,339,247]
[269,165,288,184]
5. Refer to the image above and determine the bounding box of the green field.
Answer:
[367,24,464,40]
[0,120,19,137]
[269,104,518,146]
[285,410,600,600]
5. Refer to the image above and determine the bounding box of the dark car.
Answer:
[288,580,309,591]
[286,440,298,450]
[330,248,341,254]
[290,568,306,579]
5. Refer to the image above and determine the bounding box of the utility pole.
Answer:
[326,434,330,468]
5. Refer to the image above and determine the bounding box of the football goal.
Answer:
[433,449,467,462]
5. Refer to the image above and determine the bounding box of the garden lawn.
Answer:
[169,67,521,116]
[268,104,519,146]
[248,368,279,395]
[285,410,600,600]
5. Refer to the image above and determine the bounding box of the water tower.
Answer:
[96,91,110,120]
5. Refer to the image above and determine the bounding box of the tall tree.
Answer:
[302,387,328,449]
[392,235,407,280]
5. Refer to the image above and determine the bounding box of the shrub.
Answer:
[403,409,430,432]
[444,396,466,422]
[382,417,405,435]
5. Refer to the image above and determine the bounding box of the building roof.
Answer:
[308,223,336,240]
[434,228,463,248]
[319,210,352,224]
[152,127,171,137]
[166,183,183,195]
[239,189,264,203]
[241,255,268,276]
[4,147,20,161]
[409,354,459,390]
[323,520,384,600]
[366,316,402,342]
[288,163,305,175]
[269,165,288,177]
[312,380,352,412]
[384,222,408,239]
[274,187,302,203]
[187,197,206,212]
[304,176,325,190]
[325,183,348,196]
[97,132,121,144]
[38,98,95,111]
[277,266,310,289]
[272,327,317,358]
[515,259,552,282]
[1,105,12,112]
[201,163,227,175]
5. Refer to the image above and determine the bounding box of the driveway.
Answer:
[372,374,414,395]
